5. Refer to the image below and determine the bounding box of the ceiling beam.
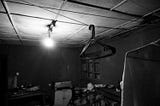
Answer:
[1,0,23,44]
[67,0,142,18]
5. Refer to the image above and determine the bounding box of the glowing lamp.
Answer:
[42,37,55,48]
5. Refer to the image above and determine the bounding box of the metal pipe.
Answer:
[1,0,23,44]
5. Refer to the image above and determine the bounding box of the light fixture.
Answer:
[42,20,56,48]
[47,20,57,32]
[42,37,55,48]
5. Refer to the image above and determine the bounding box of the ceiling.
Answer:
[0,0,160,47]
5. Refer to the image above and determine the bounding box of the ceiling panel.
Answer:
[120,20,142,28]
[63,1,134,20]
[12,15,50,38]
[0,1,5,12]
[7,2,58,19]
[7,0,63,8]
[97,29,123,38]
[115,0,160,15]
[57,11,127,27]
[49,22,86,41]
[73,0,122,9]
[130,0,160,10]
[60,26,88,40]
[65,26,109,41]
[63,1,109,15]
[0,14,16,37]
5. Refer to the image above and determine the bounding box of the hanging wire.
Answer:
[48,28,51,38]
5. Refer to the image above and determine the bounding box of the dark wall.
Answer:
[0,45,81,90]
[84,24,160,85]
[0,54,8,106]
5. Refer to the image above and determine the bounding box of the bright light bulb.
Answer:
[42,37,55,48]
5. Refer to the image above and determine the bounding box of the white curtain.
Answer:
[121,39,160,106]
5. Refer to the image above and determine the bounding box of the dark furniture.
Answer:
[8,91,45,106]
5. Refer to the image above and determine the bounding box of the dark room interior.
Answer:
[0,0,160,106]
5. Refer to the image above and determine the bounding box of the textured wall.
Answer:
[0,45,81,90]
